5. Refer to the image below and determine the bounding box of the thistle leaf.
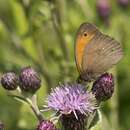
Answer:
[87,110,102,130]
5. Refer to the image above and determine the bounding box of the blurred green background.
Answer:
[0,0,129,130]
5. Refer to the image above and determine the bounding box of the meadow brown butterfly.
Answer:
[75,23,123,82]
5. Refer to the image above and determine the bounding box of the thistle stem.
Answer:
[26,95,43,121]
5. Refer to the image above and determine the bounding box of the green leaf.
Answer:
[87,110,102,130]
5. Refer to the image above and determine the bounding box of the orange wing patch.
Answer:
[76,33,95,72]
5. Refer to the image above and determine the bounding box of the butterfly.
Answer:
[75,23,123,82]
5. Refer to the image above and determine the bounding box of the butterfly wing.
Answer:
[75,23,98,74]
[81,31,123,80]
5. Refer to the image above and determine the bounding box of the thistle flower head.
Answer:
[37,120,57,130]
[92,73,114,101]
[96,0,110,25]
[118,0,129,7]
[97,0,110,18]
[19,66,41,93]
[1,72,18,90]
[46,83,97,118]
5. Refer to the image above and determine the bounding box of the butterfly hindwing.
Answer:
[82,31,123,79]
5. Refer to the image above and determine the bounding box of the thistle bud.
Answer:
[92,73,114,101]
[1,72,18,90]
[96,0,110,24]
[19,66,41,93]
[118,0,129,8]
[37,120,57,130]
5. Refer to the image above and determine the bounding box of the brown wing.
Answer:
[75,23,99,74]
[81,31,123,80]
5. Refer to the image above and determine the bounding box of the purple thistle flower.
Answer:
[37,120,57,130]
[46,83,97,118]
[19,66,41,93]
[118,0,129,7]
[1,72,18,90]
[92,73,114,101]
[45,83,98,130]
[96,0,111,25]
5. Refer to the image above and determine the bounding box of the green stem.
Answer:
[9,90,44,121]
[26,95,43,121]
[50,1,69,61]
